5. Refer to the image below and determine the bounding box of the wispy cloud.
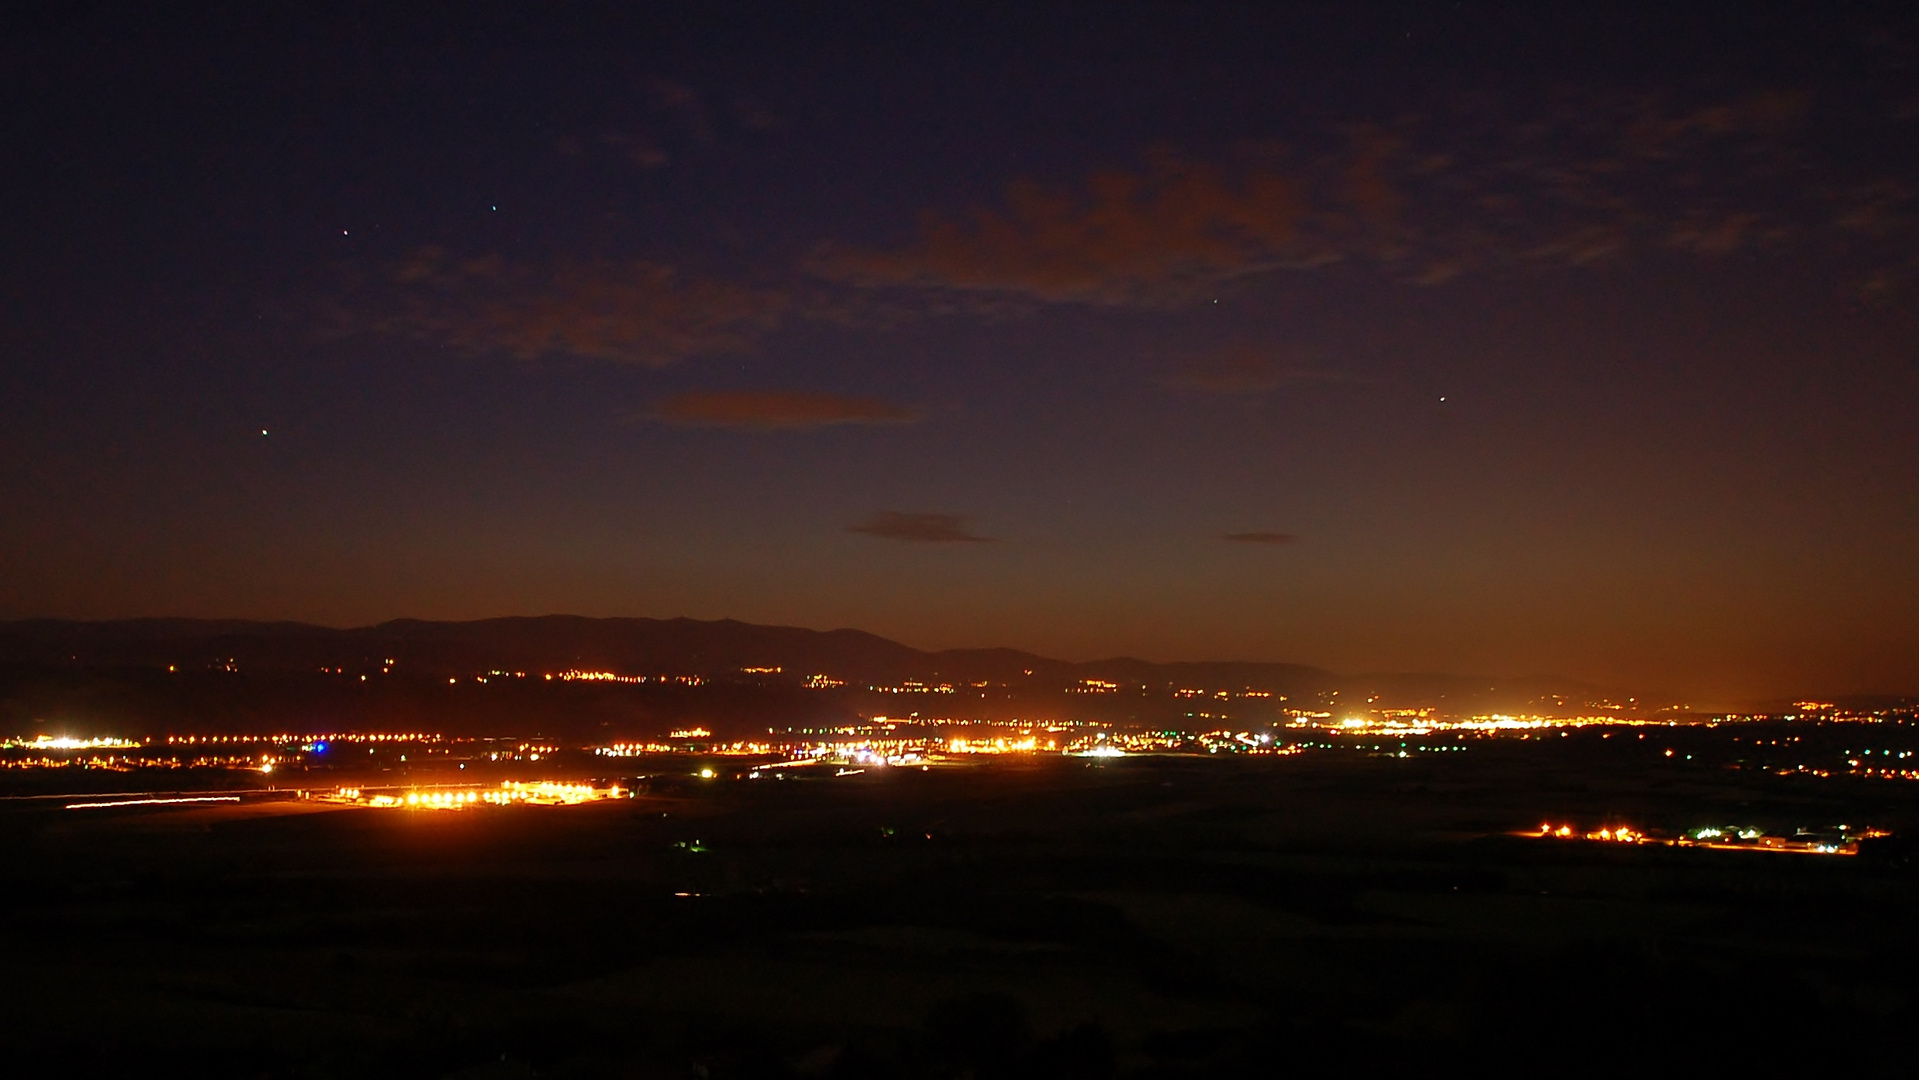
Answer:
[649,390,918,430]
[371,247,786,366]
[1224,531,1298,545]
[338,86,1919,364]
[848,511,996,543]
[807,86,1919,307]
[1169,345,1376,397]
[813,148,1310,305]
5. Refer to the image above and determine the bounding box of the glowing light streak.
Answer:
[65,796,241,810]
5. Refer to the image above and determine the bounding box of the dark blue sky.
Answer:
[4,2,1917,700]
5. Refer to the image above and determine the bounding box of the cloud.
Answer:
[649,390,919,430]
[807,87,1919,306]
[648,77,715,148]
[847,512,996,543]
[378,247,785,366]
[340,88,1919,360]
[1224,531,1298,545]
[815,149,1310,305]
[1170,345,1375,396]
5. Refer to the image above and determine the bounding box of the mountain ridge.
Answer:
[0,614,1658,704]
[0,614,1341,687]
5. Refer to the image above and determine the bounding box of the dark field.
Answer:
[6,748,1918,1078]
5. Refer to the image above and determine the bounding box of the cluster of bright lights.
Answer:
[1536,823,1644,843]
[731,742,937,773]
[549,670,703,685]
[553,670,644,683]
[405,790,481,807]
[597,742,678,756]
[482,744,557,762]
[3,735,141,750]
[1,754,186,771]
[945,736,1042,754]
[357,781,617,810]
[1775,765,1836,778]
[725,741,781,755]
[1691,826,1763,841]
[1331,715,1660,736]
[1194,730,1291,753]
[1064,731,1189,754]
[753,738,938,764]
[164,732,434,745]
[1852,766,1919,781]
[802,744,928,767]
[868,681,957,694]
[464,671,528,684]
[623,739,779,756]
[1173,687,1277,701]
[1534,821,1880,856]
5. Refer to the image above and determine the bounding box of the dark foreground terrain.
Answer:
[5,749,1918,1078]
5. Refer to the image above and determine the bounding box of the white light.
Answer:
[66,796,240,810]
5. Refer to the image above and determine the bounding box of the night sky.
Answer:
[4,3,1917,701]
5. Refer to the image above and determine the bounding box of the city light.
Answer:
[314,780,618,810]
[4,735,141,750]
[1530,821,1881,856]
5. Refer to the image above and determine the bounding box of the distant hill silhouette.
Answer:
[0,617,1681,742]
[0,615,1342,692]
